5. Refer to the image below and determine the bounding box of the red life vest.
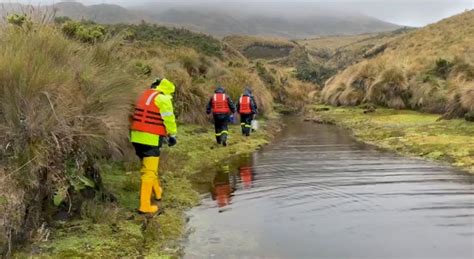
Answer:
[130,89,167,136]
[212,93,231,114]
[239,95,252,114]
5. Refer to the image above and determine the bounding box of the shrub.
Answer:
[108,22,223,57]
[61,21,106,43]
[296,60,335,85]
[54,16,71,24]
[432,58,453,79]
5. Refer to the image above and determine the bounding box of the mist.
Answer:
[6,0,474,26]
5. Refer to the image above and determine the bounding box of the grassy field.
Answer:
[307,105,474,173]
[15,123,272,257]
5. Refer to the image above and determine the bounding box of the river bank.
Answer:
[15,122,275,258]
[306,105,474,174]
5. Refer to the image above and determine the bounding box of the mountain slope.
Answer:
[150,8,400,38]
[1,2,400,38]
[322,10,474,119]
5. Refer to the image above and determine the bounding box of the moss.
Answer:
[310,105,474,173]
[17,123,270,257]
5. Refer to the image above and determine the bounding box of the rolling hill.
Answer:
[1,2,401,38]
[322,10,474,119]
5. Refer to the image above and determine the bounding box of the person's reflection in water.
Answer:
[239,166,253,189]
[239,154,254,189]
[210,165,236,212]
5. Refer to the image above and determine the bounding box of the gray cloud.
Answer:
[7,0,474,26]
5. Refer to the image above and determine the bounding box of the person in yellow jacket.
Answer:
[130,78,177,214]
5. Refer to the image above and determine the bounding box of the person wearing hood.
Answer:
[236,87,258,136]
[206,86,236,146]
[130,78,177,214]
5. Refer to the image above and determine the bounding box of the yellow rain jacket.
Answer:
[130,79,177,146]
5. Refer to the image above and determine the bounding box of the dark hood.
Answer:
[243,87,253,96]
[214,86,225,93]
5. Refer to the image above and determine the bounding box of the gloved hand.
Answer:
[168,135,177,147]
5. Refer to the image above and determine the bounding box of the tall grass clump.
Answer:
[322,10,474,119]
[0,23,136,255]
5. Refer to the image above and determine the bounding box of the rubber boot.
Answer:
[150,157,162,201]
[139,157,159,214]
[138,181,158,214]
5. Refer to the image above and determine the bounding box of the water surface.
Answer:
[185,117,474,259]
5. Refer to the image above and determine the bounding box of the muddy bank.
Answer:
[306,105,474,173]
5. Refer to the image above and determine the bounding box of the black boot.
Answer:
[222,134,227,147]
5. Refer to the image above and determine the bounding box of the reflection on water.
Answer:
[210,156,255,212]
[185,117,474,259]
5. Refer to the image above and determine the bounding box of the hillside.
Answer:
[1,2,401,38]
[147,8,400,38]
[223,29,412,87]
[223,35,296,59]
[0,13,324,256]
[322,10,474,120]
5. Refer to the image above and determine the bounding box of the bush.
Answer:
[432,58,453,79]
[296,60,335,85]
[61,21,106,43]
[54,16,71,24]
[108,22,223,57]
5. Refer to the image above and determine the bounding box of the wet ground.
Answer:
[184,117,474,259]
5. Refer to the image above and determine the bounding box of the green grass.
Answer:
[308,105,474,173]
[16,123,270,257]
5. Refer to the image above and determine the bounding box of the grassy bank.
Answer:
[307,105,474,173]
[15,123,271,257]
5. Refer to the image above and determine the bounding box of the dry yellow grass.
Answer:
[323,10,474,118]
[223,35,295,52]
[299,33,385,51]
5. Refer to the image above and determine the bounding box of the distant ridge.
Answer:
[0,2,401,38]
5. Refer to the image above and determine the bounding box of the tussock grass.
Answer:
[1,17,277,255]
[322,11,474,119]
[0,24,136,256]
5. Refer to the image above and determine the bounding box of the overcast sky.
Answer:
[6,0,474,26]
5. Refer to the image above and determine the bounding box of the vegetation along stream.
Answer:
[184,117,474,258]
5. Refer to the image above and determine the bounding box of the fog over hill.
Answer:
[1,1,403,38]
[8,0,474,27]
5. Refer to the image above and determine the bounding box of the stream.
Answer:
[184,117,474,259]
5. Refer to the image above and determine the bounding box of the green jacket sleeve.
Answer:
[155,94,177,136]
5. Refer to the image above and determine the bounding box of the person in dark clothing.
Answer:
[236,87,258,136]
[206,86,236,146]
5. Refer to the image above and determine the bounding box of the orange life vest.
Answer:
[215,184,231,207]
[239,166,252,189]
[212,93,231,114]
[130,89,167,136]
[239,95,252,114]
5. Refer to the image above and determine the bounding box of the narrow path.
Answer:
[184,117,474,259]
